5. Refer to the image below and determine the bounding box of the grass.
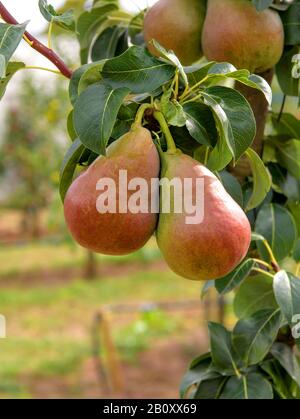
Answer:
[0,243,202,398]
[0,209,206,398]
[0,239,161,278]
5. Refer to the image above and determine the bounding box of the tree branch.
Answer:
[0,2,73,79]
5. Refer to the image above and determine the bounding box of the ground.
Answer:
[0,262,209,398]
[0,209,232,399]
[0,208,219,399]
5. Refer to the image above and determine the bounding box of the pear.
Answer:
[143,0,206,65]
[157,151,251,281]
[202,0,284,73]
[64,126,160,255]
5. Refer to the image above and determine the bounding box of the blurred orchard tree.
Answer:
[1,0,99,276]
[0,75,70,237]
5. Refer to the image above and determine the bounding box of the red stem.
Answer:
[0,2,72,79]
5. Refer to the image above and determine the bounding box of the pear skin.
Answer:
[64,126,160,255]
[157,152,251,281]
[202,0,284,73]
[144,0,206,65]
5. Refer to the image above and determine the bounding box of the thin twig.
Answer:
[252,267,274,279]
[0,2,72,79]
[24,66,63,76]
[277,94,286,123]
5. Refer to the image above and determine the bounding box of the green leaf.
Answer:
[208,322,239,375]
[201,91,232,170]
[215,259,255,295]
[101,46,175,94]
[149,39,188,86]
[219,170,243,207]
[271,342,300,387]
[263,143,277,164]
[0,22,27,70]
[91,26,124,61]
[207,62,237,75]
[261,359,293,400]
[234,274,278,319]
[194,377,227,400]
[232,309,282,366]
[248,74,272,106]
[255,204,297,262]
[273,270,300,326]
[114,28,129,57]
[168,126,203,156]
[73,83,130,155]
[183,102,214,147]
[77,3,118,64]
[59,139,85,201]
[78,149,98,167]
[185,61,215,87]
[93,0,119,6]
[203,86,256,171]
[245,148,272,211]
[128,9,145,46]
[280,174,300,202]
[204,64,272,105]
[220,373,273,399]
[189,352,211,369]
[272,113,300,140]
[111,119,132,140]
[0,54,5,78]
[294,239,300,262]
[180,355,218,399]
[117,102,139,121]
[67,110,76,141]
[78,60,106,96]
[276,47,299,97]
[289,202,300,236]
[0,61,25,100]
[160,86,186,127]
[275,140,300,180]
[281,3,300,46]
[69,63,97,106]
[38,0,75,31]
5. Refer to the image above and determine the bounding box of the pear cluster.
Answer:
[64,124,251,282]
[143,0,284,73]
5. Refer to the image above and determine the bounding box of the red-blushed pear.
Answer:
[156,150,251,282]
[64,125,160,255]
[202,0,284,73]
[143,0,206,65]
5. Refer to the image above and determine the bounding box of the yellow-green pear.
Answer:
[144,0,206,65]
[64,126,160,255]
[157,151,252,281]
[202,0,284,73]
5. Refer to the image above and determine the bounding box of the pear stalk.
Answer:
[153,111,177,154]
[133,104,153,130]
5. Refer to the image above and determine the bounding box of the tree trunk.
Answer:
[21,207,41,239]
[230,68,274,182]
[84,250,98,279]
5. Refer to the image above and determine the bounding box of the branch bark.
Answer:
[230,68,274,182]
[0,2,73,79]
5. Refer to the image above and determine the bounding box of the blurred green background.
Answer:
[0,69,213,399]
[0,0,298,400]
[0,1,211,399]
